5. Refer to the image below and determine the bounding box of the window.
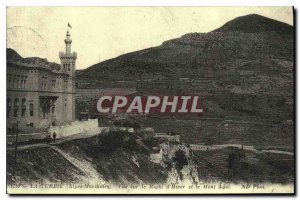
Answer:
[51,80,56,88]
[7,98,11,118]
[41,76,44,89]
[21,98,26,117]
[30,103,34,116]
[41,99,50,119]
[52,105,55,114]
[45,77,47,89]
[50,99,55,116]
[13,98,19,117]
[64,81,68,89]
[14,75,17,88]
[42,76,48,89]
[16,75,20,88]
[20,76,27,89]
[8,74,12,88]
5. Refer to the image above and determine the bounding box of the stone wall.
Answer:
[48,119,102,138]
[7,132,48,144]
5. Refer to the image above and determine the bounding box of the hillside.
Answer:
[7,132,294,186]
[75,14,294,148]
[7,48,61,71]
[77,14,293,88]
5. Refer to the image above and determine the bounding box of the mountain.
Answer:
[7,48,61,71]
[213,14,293,34]
[7,48,22,61]
[77,14,293,92]
[75,14,294,147]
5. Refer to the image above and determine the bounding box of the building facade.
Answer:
[7,31,76,132]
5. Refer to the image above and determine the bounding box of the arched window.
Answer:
[52,105,55,115]
[7,98,11,118]
[30,103,34,117]
[21,98,26,117]
[14,98,19,117]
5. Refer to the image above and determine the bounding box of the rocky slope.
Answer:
[7,133,294,185]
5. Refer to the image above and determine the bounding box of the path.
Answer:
[7,127,109,151]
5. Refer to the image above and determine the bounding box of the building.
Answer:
[137,127,155,140]
[189,143,254,151]
[189,143,210,151]
[154,132,180,142]
[150,148,163,164]
[7,30,77,132]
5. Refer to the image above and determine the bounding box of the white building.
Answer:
[154,132,180,142]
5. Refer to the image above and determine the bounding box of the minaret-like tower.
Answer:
[65,31,72,53]
[59,30,77,121]
[59,30,77,76]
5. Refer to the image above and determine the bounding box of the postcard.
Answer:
[6,7,294,194]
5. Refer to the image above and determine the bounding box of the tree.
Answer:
[173,150,188,171]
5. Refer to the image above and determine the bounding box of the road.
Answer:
[7,127,109,151]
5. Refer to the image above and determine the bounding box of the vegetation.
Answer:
[192,147,294,184]
[173,150,188,171]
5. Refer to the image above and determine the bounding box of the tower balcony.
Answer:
[59,51,77,59]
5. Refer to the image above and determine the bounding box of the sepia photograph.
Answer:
[5,6,295,194]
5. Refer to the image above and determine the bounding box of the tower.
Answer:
[59,30,77,121]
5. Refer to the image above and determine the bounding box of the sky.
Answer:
[7,7,293,70]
